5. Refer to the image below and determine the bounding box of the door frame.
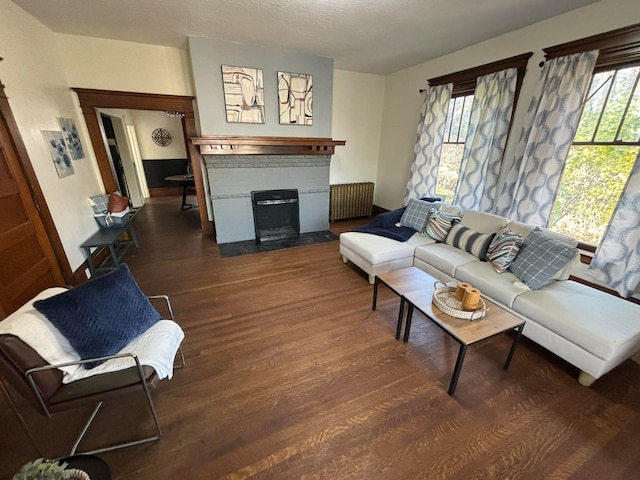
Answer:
[0,78,70,284]
[72,88,211,235]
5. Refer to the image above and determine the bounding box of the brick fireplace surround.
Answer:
[192,137,345,244]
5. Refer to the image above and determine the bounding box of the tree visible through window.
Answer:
[435,94,473,203]
[549,65,640,247]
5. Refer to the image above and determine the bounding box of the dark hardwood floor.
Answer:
[2,197,640,479]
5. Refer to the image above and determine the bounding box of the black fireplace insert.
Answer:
[251,189,300,243]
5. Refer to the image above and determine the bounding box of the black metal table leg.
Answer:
[395,298,406,340]
[372,276,379,310]
[448,344,468,396]
[403,303,414,342]
[503,324,524,370]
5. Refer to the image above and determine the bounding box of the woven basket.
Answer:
[432,282,487,320]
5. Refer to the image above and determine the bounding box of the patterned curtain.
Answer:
[588,151,640,298]
[454,68,517,211]
[494,51,598,224]
[404,83,452,204]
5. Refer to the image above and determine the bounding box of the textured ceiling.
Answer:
[13,0,600,74]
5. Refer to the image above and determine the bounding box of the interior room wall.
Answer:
[0,0,104,271]
[188,36,334,137]
[132,110,187,160]
[330,70,385,186]
[374,0,640,210]
[55,34,194,96]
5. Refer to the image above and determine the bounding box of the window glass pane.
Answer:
[458,96,473,141]
[618,66,640,142]
[574,71,610,142]
[435,144,465,204]
[595,67,637,142]
[549,145,638,245]
[449,97,464,142]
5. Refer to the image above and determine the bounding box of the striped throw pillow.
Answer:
[423,205,462,241]
[444,224,495,261]
[487,226,523,273]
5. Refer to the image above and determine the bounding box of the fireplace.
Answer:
[251,189,300,243]
[192,136,346,244]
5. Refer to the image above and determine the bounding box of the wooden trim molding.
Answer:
[0,82,72,284]
[191,136,346,156]
[426,52,533,96]
[544,23,640,69]
[71,88,212,235]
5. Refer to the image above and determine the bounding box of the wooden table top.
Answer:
[404,288,525,346]
[377,267,439,296]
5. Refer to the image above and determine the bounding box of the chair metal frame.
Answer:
[0,294,185,458]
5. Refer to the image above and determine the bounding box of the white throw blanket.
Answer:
[0,288,184,384]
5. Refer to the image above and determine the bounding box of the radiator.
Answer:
[330,182,374,221]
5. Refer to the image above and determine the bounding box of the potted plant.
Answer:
[13,458,90,480]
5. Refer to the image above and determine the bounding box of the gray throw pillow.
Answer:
[508,227,578,290]
[399,199,432,232]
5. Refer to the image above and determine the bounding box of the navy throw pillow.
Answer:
[34,264,161,369]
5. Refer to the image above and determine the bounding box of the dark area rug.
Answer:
[218,231,338,258]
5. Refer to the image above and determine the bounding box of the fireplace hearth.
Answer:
[251,189,300,243]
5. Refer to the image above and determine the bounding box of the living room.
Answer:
[1,0,640,478]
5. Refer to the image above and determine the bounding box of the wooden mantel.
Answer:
[191,135,346,156]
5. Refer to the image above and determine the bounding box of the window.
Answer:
[544,23,640,250]
[436,95,473,203]
[427,53,531,203]
[549,66,640,246]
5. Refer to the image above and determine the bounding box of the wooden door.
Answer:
[0,99,65,319]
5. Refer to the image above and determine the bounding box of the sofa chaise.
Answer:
[340,200,640,386]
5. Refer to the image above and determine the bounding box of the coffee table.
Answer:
[403,286,525,395]
[373,267,525,396]
[372,267,436,340]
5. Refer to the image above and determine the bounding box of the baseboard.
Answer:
[372,204,389,216]
[149,187,182,197]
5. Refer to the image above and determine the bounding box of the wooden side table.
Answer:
[165,174,197,210]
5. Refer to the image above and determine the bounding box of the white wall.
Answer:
[55,34,194,96]
[375,0,640,210]
[330,70,385,186]
[130,111,187,160]
[0,1,196,272]
[0,0,104,271]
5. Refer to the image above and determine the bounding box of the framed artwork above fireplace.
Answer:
[221,65,265,124]
[278,71,313,125]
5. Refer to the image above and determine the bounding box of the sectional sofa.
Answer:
[340,200,640,386]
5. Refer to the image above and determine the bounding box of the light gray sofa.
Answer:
[340,206,640,386]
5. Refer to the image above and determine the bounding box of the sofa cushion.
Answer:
[423,204,462,241]
[339,232,415,265]
[414,243,477,277]
[444,224,495,261]
[508,228,578,290]
[460,209,507,234]
[513,280,640,360]
[487,225,524,273]
[455,260,530,308]
[399,199,432,232]
[407,232,437,248]
[34,264,161,369]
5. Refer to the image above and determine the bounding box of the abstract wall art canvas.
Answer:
[42,130,74,178]
[278,72,312,125]
[57,117,85,160]
[221,65,265,123]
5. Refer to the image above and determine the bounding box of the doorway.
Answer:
[72,88,212,235]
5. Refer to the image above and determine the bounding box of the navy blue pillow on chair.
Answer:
[34,264,161,369]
